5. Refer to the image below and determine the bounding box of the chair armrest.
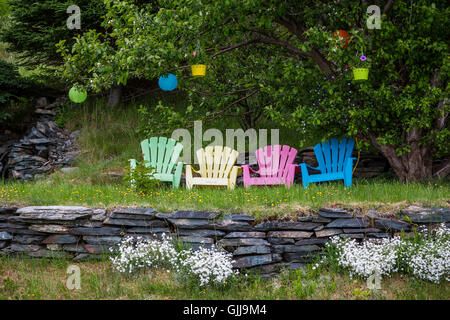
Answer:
[241,165,259,174]
[299,163,321,171]
[344,157,357,165]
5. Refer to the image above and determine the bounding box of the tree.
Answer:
[59,0,449,181]
[1,0,106,67]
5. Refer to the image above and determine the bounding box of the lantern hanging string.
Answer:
[196,39,201,57]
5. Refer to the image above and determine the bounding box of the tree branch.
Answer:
[383,0,395,15]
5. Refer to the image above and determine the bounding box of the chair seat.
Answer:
[247,176,284,185]
[307,171,344,183]
[153,173,174,182]
[191,177,229,186]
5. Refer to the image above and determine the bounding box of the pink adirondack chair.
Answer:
[242,145,298,188]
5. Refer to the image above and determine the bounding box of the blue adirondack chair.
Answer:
[299,138,356,188]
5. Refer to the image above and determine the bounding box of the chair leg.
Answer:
[228,166,239,190]
[285,164,296,188]
[185,165,194,190]
[299,163,310,189]
[242,165,251,188]
[172,162,184,189]
[343,162,353,188]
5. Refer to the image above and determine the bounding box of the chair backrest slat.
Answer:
[222,148,239,178]
[313,138,355,174]
[254,145,297,178]
[162,138,176,174]
[212,145,223,178]
[218,146,231,178]
[140,137,183,174]
[204,146,214,178]
[196,146,238,179]
[330,138,339,173]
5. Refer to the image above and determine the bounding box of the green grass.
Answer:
[1,92,448,219]
[0,257,448,300]
[1,177,448,219]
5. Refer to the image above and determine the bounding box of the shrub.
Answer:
[318,224,450,283]
[123,161,161,191]
[110,235,238,287]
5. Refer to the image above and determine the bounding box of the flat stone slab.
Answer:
[340,233,365,239]
[0,207,17,215]
[401,206,450,223]
[70,227,123,236]
[214,220,252,231]
[43,234,78,244]
[343,228,382,233]
[29,224,69,234]
[218,238,270,247]
[178,236,214,244]
[177,229,225,237]
[232,254,273,268]
[283,252,317,262]
[295,238,329,246]
[266,231,313,238]
[112,207,155,216]
[104,218,166,228]
[171,210,221,220]
[108,213,155,220]
[224,232,265,238]
[255,221,321,231]
[63,244,87,253]
[267,238,295,245]
[317,208,352,219]
[12,235,46,244]
[315,228,343,238]
[375,218,410,231]
[167,218,212,229]
[224,214,255,222]
[17,206,92,215]
[326,218,369,228]
[9,244,42,252]
[127,227,171,234]
[11,206,93,224]
[0,232,12,240]
[273,245,320,253]
[83,236,122,246]
[233,245,271,256]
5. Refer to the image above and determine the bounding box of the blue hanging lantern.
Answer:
[158,73,178,91]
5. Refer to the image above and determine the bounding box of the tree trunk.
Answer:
[368,132,434,182]
[108,84,122,108]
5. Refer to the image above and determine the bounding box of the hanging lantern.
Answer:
[158,73,178,91]
[353,68,369,80]
[68,86,87,103]
[352,55,369,80]
[191,65,207,77]
[332,30,350,48]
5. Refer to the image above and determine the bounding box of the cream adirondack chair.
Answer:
[185,146,240,190]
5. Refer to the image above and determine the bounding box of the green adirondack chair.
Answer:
[129,137,184,188]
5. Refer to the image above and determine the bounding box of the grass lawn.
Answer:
[0,256,448,300]
[1,177,449,220]
[2,97,447,218]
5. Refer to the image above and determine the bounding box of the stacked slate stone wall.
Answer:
[0,206,448,276]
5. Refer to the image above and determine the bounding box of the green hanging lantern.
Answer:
[69,86,87,103]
